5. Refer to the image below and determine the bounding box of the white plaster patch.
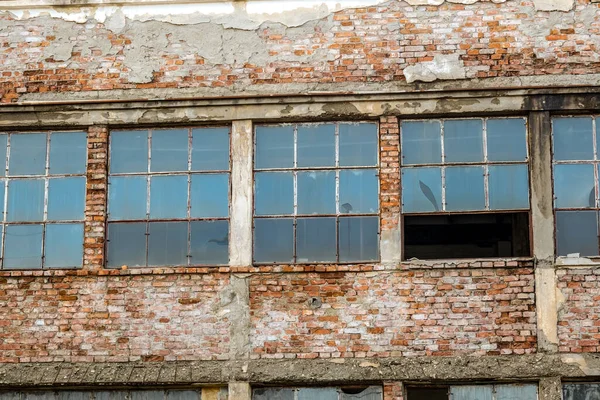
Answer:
[532,0,574,11]
[403,54,467,84]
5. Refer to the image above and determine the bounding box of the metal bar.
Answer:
[483,119,490,210]
[110,169,230,176]
[255,213,377,219]
[402,209,531,216]
[187,128,193,265]
[106,217,230,223]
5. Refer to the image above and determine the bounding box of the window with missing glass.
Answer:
[0,131,87,269]
[107,127,230,268]
[552,116,600,257]
[400,117,531,259]
[253,122,379,264]
[253,386,382,400]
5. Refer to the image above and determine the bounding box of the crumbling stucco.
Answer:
[403,54,468,84]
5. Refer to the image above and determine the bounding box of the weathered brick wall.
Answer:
[557,267,600,353]
[0,272,231,363]
[249,267,537,359]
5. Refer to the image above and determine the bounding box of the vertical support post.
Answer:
[538,377,563,400]
[229,382,252,400]
[529,110,559,353]
[383,382,405,400]
[230,120,253,267]
[83,125,108,271]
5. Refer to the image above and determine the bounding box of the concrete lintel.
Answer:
[229,382,251,400]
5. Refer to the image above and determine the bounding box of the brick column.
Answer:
[83,125,108,271]
[379,116,401,264]
[383,382,405,400]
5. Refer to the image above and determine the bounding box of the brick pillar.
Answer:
[83,125,108,271]
[383,382,405,400]
[379,116,401,264]
[229,382,251,400]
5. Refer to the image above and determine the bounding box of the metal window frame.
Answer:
[0,130,88,270]
[106,126,232,268]
[252,121,381,265]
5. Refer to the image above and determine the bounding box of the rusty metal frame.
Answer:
[106,126,231,268]
[0,130,88,270]
[252,121,380,265]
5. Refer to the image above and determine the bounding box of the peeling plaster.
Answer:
[403,54,467,84]
[561,354,600,375]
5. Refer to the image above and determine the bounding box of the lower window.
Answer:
[406,384,537,400]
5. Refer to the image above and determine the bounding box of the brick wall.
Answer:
[249,268,537,359]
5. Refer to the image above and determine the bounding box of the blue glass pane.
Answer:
[296,217,336,263]
[297,124,335,167]
[339,169,378,214]
[297,171,335,214]
[151,129,189,172]
[108,176,147,220]
[444,119,484,162]
[556,211,598,256]
[401,121,442,165]
[192,127,229,171]
[48,177,86,220]
[150,175,188,219]
[487,118,527,162]
[489,165,530,210]
[0,135,7,177]
[110,130,148,173]
[107,222,146,268]
[445,166,485,211]
[4,224,43,269]
[401,167,442,213]
[298,388,339,400]
[166,391,202,400]
[339,216,379,262]
[553,117,594,161]
[255,172,293,216]
[339,123,378,167]
[45,223,84,268]
[190,220,229,265]
[148,221,188,266]
[7,179,44,222]
[254,218,293,263]
[190,174,229,218]
[255,126,294,169]
[0,180,5,221]
[9,133,46,175]
[49,132,87,175]
[554,164,595,208]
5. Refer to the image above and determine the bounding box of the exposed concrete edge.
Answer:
[2,354,600,387]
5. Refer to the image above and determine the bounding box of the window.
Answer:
[400,117,531,259]
[552,116,600,256]
[253,386,382,400]
[253,122,379,264]
[107,127,230,268]
[0,131,87,270]
[563,383,600,400]
[406,384,537,400]
[0,389,206,399]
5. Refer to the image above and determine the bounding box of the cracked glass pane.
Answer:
[402,167,442,213]
[253,388,295,400]
[341,386,382,400]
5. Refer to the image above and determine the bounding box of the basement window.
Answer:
[406,384,537,400]
[400,117,531,260]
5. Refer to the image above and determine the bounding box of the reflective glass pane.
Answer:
[341,386,382,400]
[48,177,86,220]
[148,221,188,266]
[556,211,598,257]
[45,223,84,268]
[254,218,293,263]
[253,388,294,400]
[108,176,147,220]
[107,222,146,267]
[190,220,229,265]
[554,164,595,208]
[297,388,339,400]
[4,224,43,269]
[0,134,7,177]
[192,127,229,171]
[297,171,335,214]
[450,386,493,400]
[444,119,484,162]
[110,130,148,173]
[57,392,88,400]
[255,172,293,216]
[92,392,130,400]
[445,166,485,211]
[564,383,600,400]
[553,117,594,161]
[151,129,189,172]
[49,132,87,174]
[0,181,4,221]
[23,393,57,400]
[339,123,378,167]
[297,124,335,167]
[150,175,188,219]
[487,118,527,162]
[255,126,294,169]
[495,384,537,400]
[131,392,163,400]
[401,167,442,213]
[190,173,229,218]
[296,217,336,263]
[166,390,202,400]
[7,179,44,222]
[9,133,47,176]
[339,216,379,262]
[339,169,378,214]
[401,120,442,165]
[489,165,530,210]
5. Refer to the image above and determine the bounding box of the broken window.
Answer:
[406,384,537,400]
[253,122,379,264]
[552,116,600,256]
[563,383,600,400]
[253,386,382,400]
[107,127,230,268]
[400,117,531,260]
[0,131,87,269]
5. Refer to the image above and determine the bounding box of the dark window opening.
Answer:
[403,212,530,260]
[406,387,448,400]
